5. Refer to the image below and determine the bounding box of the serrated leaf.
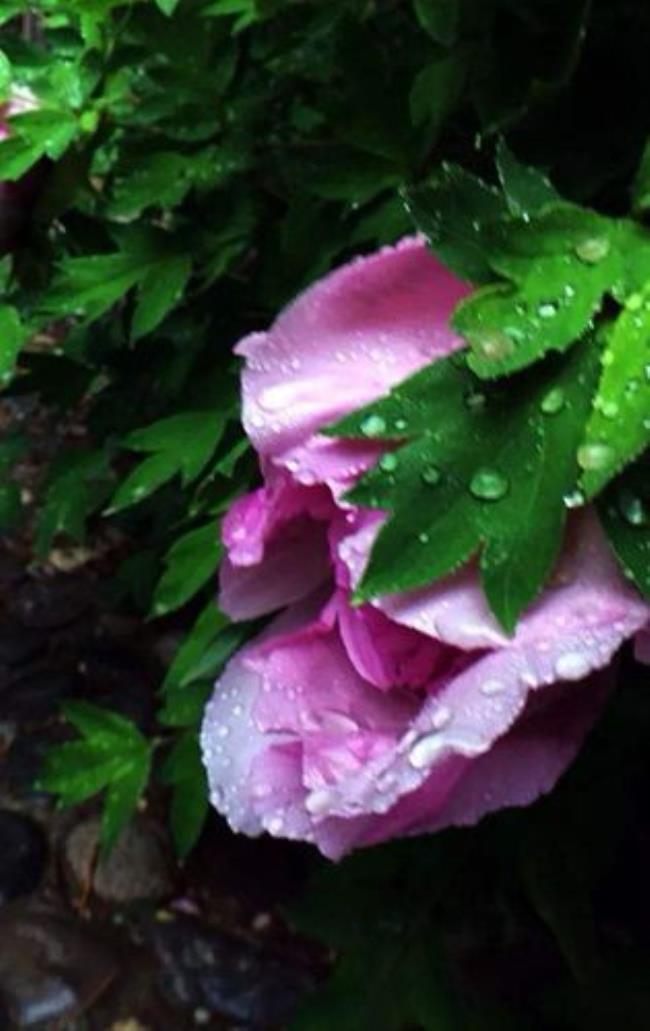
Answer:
[40,701,152,854]
[404,164,508,283]
[330,340,600,631]
[579,291,650,498]
[495,140,560,217]
[34,447,114,558]
[455,204,624,378]
[163,600,230,690]
[132,253,192,339]
[151,518,222,616]
[598,458,650,598]
[160,731,208,858]
[108,410,224,514]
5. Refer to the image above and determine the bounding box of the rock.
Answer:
[65,817,173,905]
[0,811,47,905]
[11,575,91,630]
[150,914,315,1026]
[0,899,117,1026]
[0,670,79,723]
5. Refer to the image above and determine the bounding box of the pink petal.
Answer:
[219,472,334,620]
[237,237,469,489]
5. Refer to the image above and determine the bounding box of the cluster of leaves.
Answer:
[333,143,650,630]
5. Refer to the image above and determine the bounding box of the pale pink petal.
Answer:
[219,473,334,620]
[237,238,469,489]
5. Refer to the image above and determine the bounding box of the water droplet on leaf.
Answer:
[360,413,387,438]
[474,330,514,362]
[469,467,509,501]
[421,464,441,487]
[618,489,648,527]
[379,452,398,473]
[540,387,565,415]
[575,236,610,264]
[577,442,613,471]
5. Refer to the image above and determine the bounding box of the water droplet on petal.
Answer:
[360,413,387,438]
[305,788,336,815]
[469,467,509,501]
[540,387,565,415]
[480,679,506,696]
[575,236,610,264]
[408,732,445,769]
[554,651,591,680]
[431,705,452,729]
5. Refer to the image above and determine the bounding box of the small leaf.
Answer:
[154,0,181,15]
[413,0,460,46]
[404,164,508,283]
[132,253,192,339]
[632,138,650,216]
[151,519,222,616]
[160,731,209,859]
[495,140,560,218]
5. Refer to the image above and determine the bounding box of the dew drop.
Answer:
[408,732,445,769]
[421,464,441,487]
[599,399,619,419]
[627,292,643,311]
[360,413,387,438]
[379,452,398,473]
[577,441,613,471]
[394,417,408,432]
[554,651,591,680]
[480,679,506,696]
[464,389,486,412]
[540,387,565,415]
[537,302,558,319]
[418,530,430,544]
[305,788,336,815]
[563,488,585,509]
[474,330,514,362]
[575,236,610,264]
[618,488,648,528]
[469,467,509,501]
[431,705,452,730]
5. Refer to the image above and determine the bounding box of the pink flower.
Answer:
[201,238,649,860]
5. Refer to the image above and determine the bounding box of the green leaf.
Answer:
[413,0,460,47]
[330,339,600,631]
[409,52,466,132]
[579,291,650,498]
[403,164,508,283]
[598,457,650,598]
[163,599,230,690]
[39,701,152,855]
[132,254,192,338]
[0,304,28,385]
[495,140,560,217]
[291,843,460,1031]
[151,518,222,616]
[41,232,191,327]
[154,0,182,15]
[455,204,624,378]
[108,411,226,513]
[160,730,209,859]
[34,447,114,558]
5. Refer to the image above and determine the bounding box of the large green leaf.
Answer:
[330,339,600,631]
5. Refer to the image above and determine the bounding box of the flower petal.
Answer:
[237,238,469,489]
